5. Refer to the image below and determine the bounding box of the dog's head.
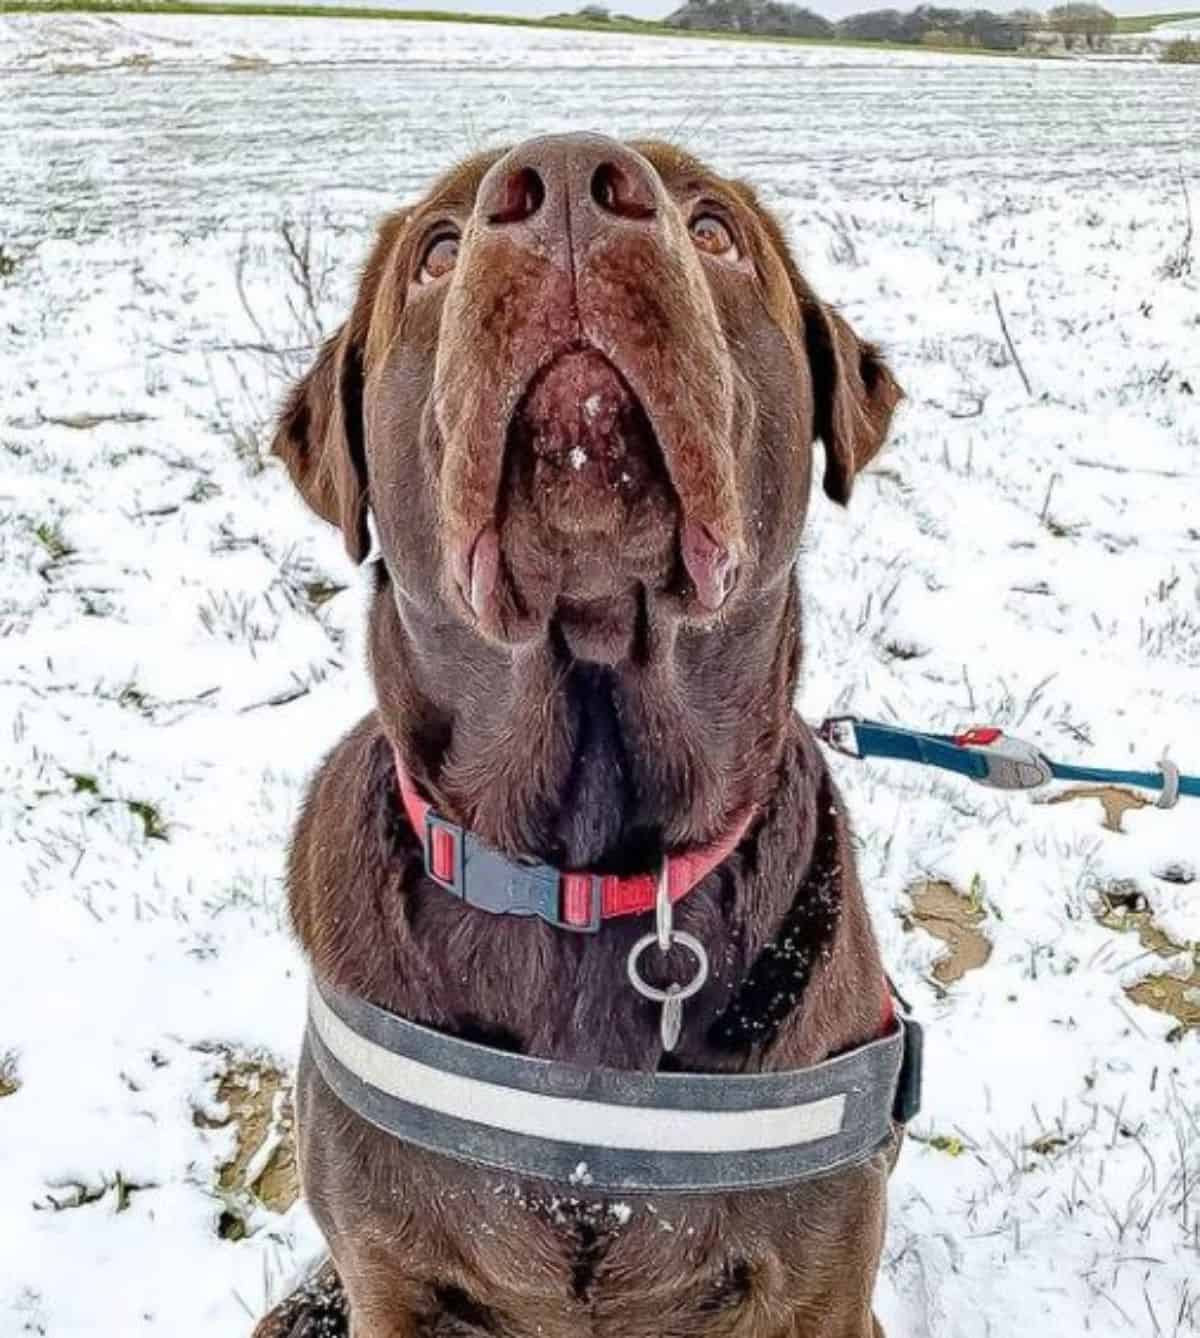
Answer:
[274,135,901,664]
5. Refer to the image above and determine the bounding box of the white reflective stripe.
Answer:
[309,986,846,1154]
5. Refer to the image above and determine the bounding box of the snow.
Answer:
[3,13,1198,1337]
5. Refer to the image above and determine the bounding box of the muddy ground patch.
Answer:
[905,879,993,986]
[196,1052,299,1239]
[1096,884,1200,1039]
[1044,784,1152,833]
[0,1050,19,1099]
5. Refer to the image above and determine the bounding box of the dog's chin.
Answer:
[552,589,644,665]
[494,533,671,662]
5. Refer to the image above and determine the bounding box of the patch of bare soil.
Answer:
[0,1051,20,1098]
[1044,784,1151,832]
[904,880,992,985]
[195,1053,299,1239]
[1096,884,1200,1039]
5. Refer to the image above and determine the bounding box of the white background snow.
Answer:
[3,14,1198,1336]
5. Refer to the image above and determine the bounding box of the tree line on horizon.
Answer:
[576,0,1120,50]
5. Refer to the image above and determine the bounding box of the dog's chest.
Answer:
[355,1152,887,1338]
[415,1189,777,1337]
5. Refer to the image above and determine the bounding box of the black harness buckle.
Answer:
[893,1015,924,1125]
[423,816,603,933]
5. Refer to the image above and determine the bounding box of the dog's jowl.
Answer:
[257,135,904,1338]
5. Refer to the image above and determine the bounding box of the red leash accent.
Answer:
[953,726,1003,748]
[395,750,753,928]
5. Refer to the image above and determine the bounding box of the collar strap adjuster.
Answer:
[424,813,603,933]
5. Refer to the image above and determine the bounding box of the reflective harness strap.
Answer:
[307,977,922,1195]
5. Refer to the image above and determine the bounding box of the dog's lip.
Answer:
[454,522,501,621]
[680,519,739,611]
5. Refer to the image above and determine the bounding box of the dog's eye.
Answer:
[419,232,460,283]
[689,213,737,258]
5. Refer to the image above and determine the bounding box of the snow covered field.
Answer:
[3,14,1199,1336]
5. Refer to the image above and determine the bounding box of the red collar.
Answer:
[395,748,754,933]
[396,748,897,1036]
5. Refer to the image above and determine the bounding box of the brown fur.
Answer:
[256,135,903,1338]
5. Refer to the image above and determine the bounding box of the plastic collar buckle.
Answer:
[423,816,603,933]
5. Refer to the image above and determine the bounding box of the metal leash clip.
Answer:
[626,866,710,1052]
[816,715,862,759]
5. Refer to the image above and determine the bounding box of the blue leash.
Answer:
[817,717,1195,806]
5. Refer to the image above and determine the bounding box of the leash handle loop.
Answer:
[1157,757,1180,810]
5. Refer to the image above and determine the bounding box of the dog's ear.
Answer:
[726,183,902,506]
[272,323,369,562]
[271,209,410,563]
[803,300,903,506]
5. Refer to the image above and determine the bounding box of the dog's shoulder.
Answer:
[287,713,399,965]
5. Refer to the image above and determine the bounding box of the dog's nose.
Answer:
[475,134,662,261]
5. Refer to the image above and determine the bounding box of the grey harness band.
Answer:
[307,978,922,1194]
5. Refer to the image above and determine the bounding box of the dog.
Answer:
[254,134,903,1338]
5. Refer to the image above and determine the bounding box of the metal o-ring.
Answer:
[626,931,710,1004]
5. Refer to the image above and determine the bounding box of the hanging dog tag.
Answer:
[627,867,710,1056]
[660,983,683,1053]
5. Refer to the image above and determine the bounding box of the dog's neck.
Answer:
[370,569,803,870]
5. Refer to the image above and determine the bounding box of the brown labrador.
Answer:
[253,135,903,1338]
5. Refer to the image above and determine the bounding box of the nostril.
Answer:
[487,167,545,226]
[591,163,618,213]
[590,162,656,221]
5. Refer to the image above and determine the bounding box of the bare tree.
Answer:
[1047,2,1115,49]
